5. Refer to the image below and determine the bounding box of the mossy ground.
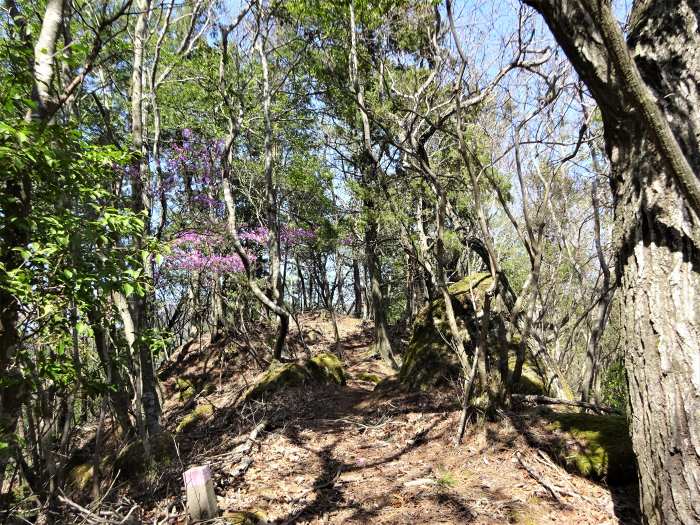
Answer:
[82,313,634,524]
[542,411,636,484]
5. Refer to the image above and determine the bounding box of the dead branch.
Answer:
[229,418,268,479]
[511,394,621,415]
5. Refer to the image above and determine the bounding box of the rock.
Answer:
[67,464,94,491]
[398,273,546,395]
[223,510,268,524]
[175,377,195,401]
[241,353,347,402]
[404,478,437,488]
[307,352,346,384]
[399,273,493,389]
[176,403,214,433]
[355,372,382,384]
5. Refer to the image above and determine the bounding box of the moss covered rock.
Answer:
[542,412,636,484]
[400,273,493,389]
[223,510,268,524]
[176,403,214,433]
[175,377,196,401]
[67,463,94,491]
[355,371,382,384]
[308,352,346,384]
[399,273,547,395]
[242,354,347,402]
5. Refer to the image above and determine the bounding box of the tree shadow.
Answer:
[495,410,641,525]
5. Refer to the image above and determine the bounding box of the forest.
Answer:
[0,0,698,524]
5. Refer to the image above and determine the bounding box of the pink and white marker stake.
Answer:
[183,465,218,520]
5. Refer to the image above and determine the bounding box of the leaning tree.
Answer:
[523,1,699,523]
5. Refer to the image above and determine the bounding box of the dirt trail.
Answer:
[186,314,639,525]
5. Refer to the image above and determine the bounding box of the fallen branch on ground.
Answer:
[59,495,140,524]
[229,418,268,479]
[511,394,621,415]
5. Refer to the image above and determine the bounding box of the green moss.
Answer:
[544,412,635,484]
[175,377,195,401]
[224,510,267,524]
[400,274,549,396]
[242,361,311,401]
[176,403,214,433]
[509,356,547,396]
[68,464,94,491]
[399,274,493,390]
[242,354,347,402]
[308,352,346,385]
[446,272,494,297]
[355,372,382,384]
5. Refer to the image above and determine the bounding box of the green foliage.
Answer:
[601,359,627,412]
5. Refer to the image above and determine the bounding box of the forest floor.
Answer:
[91,313,640,525]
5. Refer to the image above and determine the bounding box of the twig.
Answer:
[515,452,564,505]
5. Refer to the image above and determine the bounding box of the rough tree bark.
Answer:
[524,1,700,523]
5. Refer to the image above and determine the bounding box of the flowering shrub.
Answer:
[238,225,316,246]
[160,130,317,274]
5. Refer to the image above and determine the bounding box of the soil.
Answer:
[81,313,641,525]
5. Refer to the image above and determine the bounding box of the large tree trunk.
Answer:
[526,1,700,522]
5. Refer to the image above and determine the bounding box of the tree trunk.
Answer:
[256,21,288,361]
[87,306,134,437]
[1,0,63,487]
[352,259,364,318]
[130,0,160,436]
[365,213,398,369]
[526,1,700,522]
